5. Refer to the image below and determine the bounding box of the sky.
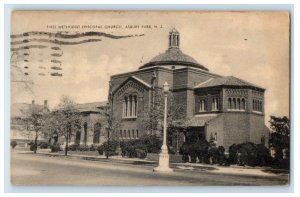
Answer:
[10,11,290,124]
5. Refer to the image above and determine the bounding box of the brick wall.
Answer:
[206,115,224,146]
[222,112,251,150]
[249,113,269,146]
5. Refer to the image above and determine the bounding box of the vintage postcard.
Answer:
[10,10,290,186]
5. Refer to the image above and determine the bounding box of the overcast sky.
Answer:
[11,11,290,123]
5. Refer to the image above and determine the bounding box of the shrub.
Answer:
[256,144,273,166]
[237,142,258,166]
[195,139,209,163]
[39,141,50,149]
[28,141,34,146]
[68,144,79,151]
[228,144,238,164]
[229,142,272,167]
[10,141,17,149]
[89,144,98,151]
[119,136,162,158]
[30,144,37,152]
[51,143,62,152]
[102,140,119,157]
[97,145,104,155]
[168,146,177,155]
[139,135,162,154]
[179,139,209,163]
[136,149,147,159]
[208,146,219,164]
[78,145,90,151]
[218,146,226,165]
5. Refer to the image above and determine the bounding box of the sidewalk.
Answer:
[16,149,288,178]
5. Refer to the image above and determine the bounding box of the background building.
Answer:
[51,101,108,146]
[10,100,49,147]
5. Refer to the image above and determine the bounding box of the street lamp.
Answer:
[153,82,173,173]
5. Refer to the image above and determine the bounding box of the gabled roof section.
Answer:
[131,76,151,88]
[112,75,151,95]
[194,76,265,90]
[76,101,107,113]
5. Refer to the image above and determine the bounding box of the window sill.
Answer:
[120,138,139,140]
[252,111,263,114]
[122,116,137,119]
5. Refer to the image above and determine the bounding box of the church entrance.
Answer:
[185,126,206,143]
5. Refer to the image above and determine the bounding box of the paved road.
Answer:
[10,151,289,186]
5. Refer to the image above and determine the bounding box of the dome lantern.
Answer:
[169,28,180,49]
[139,28,209,71]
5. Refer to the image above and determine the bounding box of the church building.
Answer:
[109,29,269,151]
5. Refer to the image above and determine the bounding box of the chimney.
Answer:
[44,100,48,108]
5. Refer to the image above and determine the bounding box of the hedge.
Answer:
[119,135,162,158]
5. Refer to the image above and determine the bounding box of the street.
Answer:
[10,151,289,186]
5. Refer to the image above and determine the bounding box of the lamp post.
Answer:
[153,82,173,173]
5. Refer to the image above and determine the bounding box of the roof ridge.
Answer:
[194,78,213,88]
[131,75,151,88]
[77,101,107,105]
[194,75,265,90]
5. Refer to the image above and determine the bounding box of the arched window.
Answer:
[253,99,263,112]
[136,130,139,139]
[132,95,137,117]
[255,100,258,111]
[123,95,138,118]
[128,130,131,139]
[237,98,241,110]
[199,99,205,112]
[128,95,132,116]
[132,129,135,139]
[119,130,122,139]
[123,130,126,139]
[259,101,263,112]
[212,98,219,111]
[241,98,246,110]
[124,96,128,117]
[233,98,236,109]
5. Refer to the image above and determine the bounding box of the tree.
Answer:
[21,104,47,153]
[44,96,82,156]
[269,116,290,161]
[141,88,187,149]
[101,84,122,159]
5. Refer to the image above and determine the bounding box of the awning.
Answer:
[186,114,219,127]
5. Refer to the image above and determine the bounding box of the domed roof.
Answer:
[139,29,209,71]
[139,47,208,71]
